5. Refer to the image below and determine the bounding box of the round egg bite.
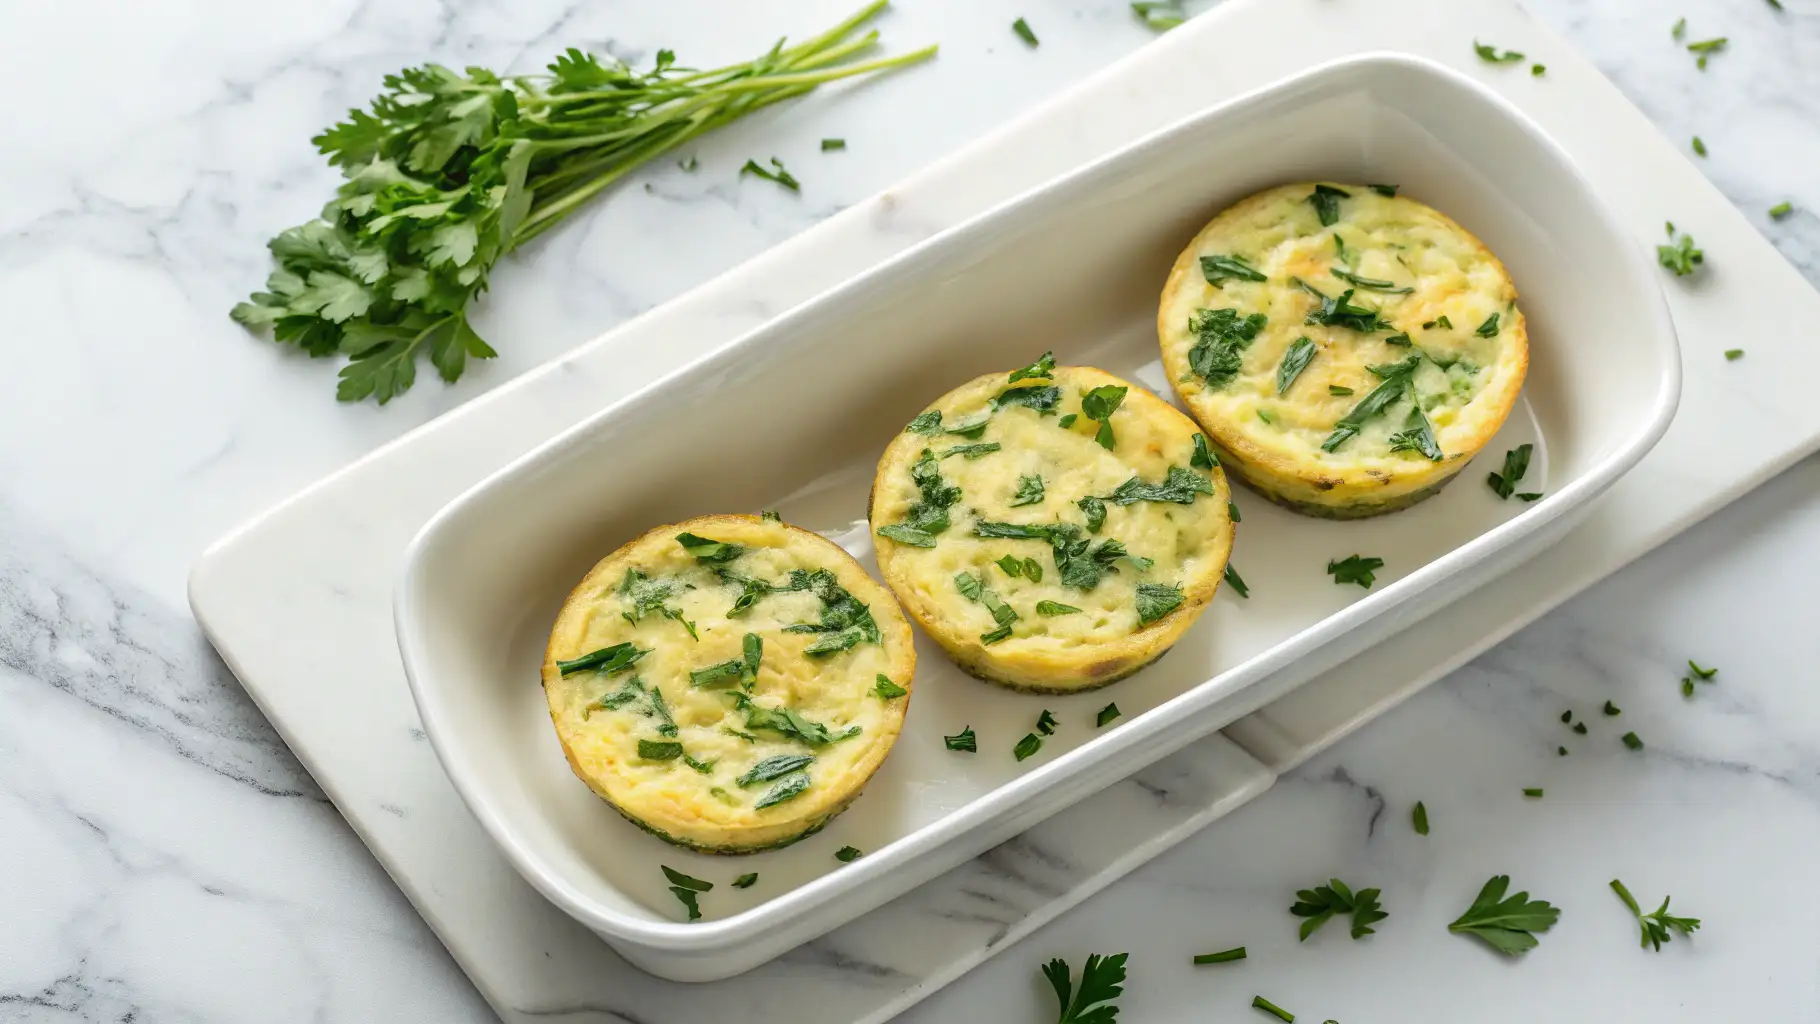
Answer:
[870,360,1234,693]
[542,514,915,853]
[1158,182,1529,518]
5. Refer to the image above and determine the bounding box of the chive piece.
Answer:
[1059,413,1078,428]
[1257,408,1276,425]
[1487,443,1534,499]
[1683,678,1696,698]
[557,642,648,676]
[1332,268,1413,294]
[1672,16,1686,39]
[663,865,713,921]
[1622,731,1645,750]
[1276,336,1318,395]
[1574,721,1589,735]
[1603,700,1621,716]
[1252,995,1296,1022]
[1013,733,1042,761]
[1523,787,1544,798]
[1192,947,1247,965]
[821,138,847,151]
[1770,201,1793,219]
[1413,801,1430,835]
[1328,384,1354,396]
[1201,253,1268,286]
[945,726,977,753]
[676,532,744,563]
[1692,136,1707,157]
[1725,349,1744,361]
[1224,564,1250,599]
[740,157,800,192]
[1228,500,1241,523]
[683,754,715,774]
[1097,703,1122,727]
[732,873,758,889]
[1475,312,1502,338]
[835,846,863,862]
[1012,17,1038,46]
[1131,1,1187,29]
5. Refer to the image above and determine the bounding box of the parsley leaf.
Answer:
[1010,351,1057,382]
[1487,443,1533,499]
[1332,267,1412,294]
[1276,336,1318,395]
[782,569,880,655]
[619,568,697,639]
[1012,16,1039,46]
[1300,281,1392,332]
[1078,496,1108,533]
[1081,386,1129,451]
[1200,253,1268,286]
[556,641,648,676]
[1610,879,1701,952]
[1658,223,1705,276]
[1190,433,1218,469]
[835,846,863,862]
[1413,801,1430,835]
[1290,878,1388,941]
[1042,953,1126,1024]
[676,532,743,563]
[1014,733,1043,761]
[663,865,712,921]
[638,739,684,761]
[1322,354,1420,452]
[1327,554,1385,589]
[740,157,800,192]
[1011,474,1046,507]
[1448,875,1560,955]
[1135,582,1184,625]
[1309,183,1351,226]
[945,726,977,752]
[873,674,907,699]
[1474,40,1526,63]
[736,754,814,787]
[732,873,758,888]
[905,410,944,434]
[1105,465,1215,505]
[1223,564,1250,598]
[941,443,1002,460]
[995,385,1064,414]
[1036,710,1059,735]
[1038,600,1083,616]
[753,771,811,809]
[1387,405,1443,461]
[1187,307,1269,389]
[1131,1,1187,30]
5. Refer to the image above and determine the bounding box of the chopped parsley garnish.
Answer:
[1692,136,1707,157]
[883,447,962,543]
[683,754,715,774]
[1603,700,1621,716]
[1227,500,1240,523]
[1610,879,1701,951]
[1251,996,1294,1022]
[732,872,758,888]
[1014,733,1042,761]
[676,532,744,563]
[1106,465,1215,505]
[1384,332,1413,346]
[1413,801,1429,835]
[1673,16,1686,38]
[760,510,780,521]
[979,587,1019,644]
[1036,710,1059,736]
[1487,443,1533,499]
[1058,413,1078,428]
[718,565,810,616]
[1475,312,1502,338]
[586,676,648,718]
[1097,703,1122,727]
[973,521,1147,591]
[905,410,943,434]
[1328,384,1353,396]
[648,684,678,736]
[1190,433,1218,469]
[1473,40,1526,63]
[955,570,985,601]
[663,866,712,921]
[1725,348,1744,361]
[1622,731,1644,750]
[835,846,863,862]
[638,739,684,761]
[1042,953,1126,1024]
[742,701,857,747]
[1369,183,1399,197]
[1327,554,1385,589]
[1574,721,1589,735]
[1011,474,1047,507]
[1012,17,1039,45]
[1192,946,1245,965]
[821,138,846,151]
[1010,351,1057,382]
[1135,582,1185,625]
[941,442,1002,460]
[619,568,698,639]
[1308,183,1350,226]
[1038,600,1083,616]
[737,754,814,787]
[1201,253,1268,286]
[753,771,811,809]
[1658,223,1704,276]
[1131,1,1187,30]
[784,569,881,655]
[994,385,1063,414]
[1276,336,1318,395]
[557,641,648,677]
[1523,787,1544,798]
[1291,878,1388,941]
[1298,279,1392,332]
[1078,495,1108,533]
[1322,354,1420,452]
[1081,385,1129,450]
[1187,307,1269,389]
[1387,405,1443,461]
[942,410,993,438]
[1331,267,1412,294]
[873,674,907,699]
[1686,36,1726,70]
[689,659,744,688]
[741,157,799,192]
[945,726,977,752]
[1532,63,1546,76]
[1770,201,1793,219]
[997,554,1026,578]
[1559,745,1569,756]
[1448,875,1560,955]
[1422,314,1454,330]
[1223,564,1250,598]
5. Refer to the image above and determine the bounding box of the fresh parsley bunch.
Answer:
[232,2,935,404]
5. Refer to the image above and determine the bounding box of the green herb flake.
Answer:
[997,554,1025,579]
[689,659,744,688]
[736,754,815,787]
[1201,253,1268,286]
[1135,582,1185,625]
[556,641,649,677]
[1041,953,1126,1024]
[1673,16,1686,39]
[835,846,863,862]
[905,410,943,434]
[1013,733,1043,761]
[678,156,699,172]
[1474,40,1526,63]
[1187,307,1270,389]
[1574,721,1589,735]
[1058,413,1078,428]
[1448,875,1560,955]
[1369,183,1399,197]
[676,532,743,563]
[1725,348,1744,361]
[760,510,781,522]
[1531,63,1546,76]
[1291,878,1388,941]
[1413,801,1430,835]
[873,674,908,699]
[1487,443,1534,499]
[1622,731,1644,750]
[638,739,684,761]
[1251,995,1295,1022]
[1327,554,1385,589]
[732,873,758,889]
[683,754,715,775]
[1097,703,1122,727]
[955,571,985,602]
[1475,312,1502,338]
[821,138,846,151]
[1332,267,1413,295]
[1037,600,1083,617]
[1010,350,1058,382]
[1328,384,1354,396]
[1301,281,1392,333]
[1078,495,1108,533]
[1081,385,1129,451]
[1603,700,1621,716]
[1559,745,1569,756]
[663,865,713,921]
[1276,336,1318,395]
[1658,225,1705,276]
[945,726,977,752]
[1224,564,1250,599]
[1689,660,1719,680]
[1190,433,1218,469]
[1010,474,1046,507]
[753,771,811,809]
[741,157,800,192]
[1610,879,1702,951]
[940,442,1002,460]
[1012,16,1039,46]
[1692,136,1707,157]
[1106,465,1215,506]
[1770,201,1793,219]
[1523,787,1544,798]
[1387,405,1443,462]
[785,568,882,656]
[1131,1,1187,30]
[1227,500,1241,523]
[1309,183,1351,226]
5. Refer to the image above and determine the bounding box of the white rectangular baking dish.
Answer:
[395,52,1678,981]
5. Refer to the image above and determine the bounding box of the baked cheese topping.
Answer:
[871,360,1232,690]
[1158,182,1527,500]
[543,515,914,851]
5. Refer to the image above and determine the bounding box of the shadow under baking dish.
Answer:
[397,53,1675,980]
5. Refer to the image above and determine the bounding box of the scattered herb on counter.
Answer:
[873,674,907,699]
[737,754,815,787]
[1082,385,1130,450]
[1692,136,1707,157]
[1603,700,1621,716]
[1191,433,1218,469]
[1224,564,1250,599]
[1202,253,1269,286]
[1487,443,1534,499]
[821,138,847,151]
[1331,268,1412,295]
[1532,63,1547,76]
[742,157,800,191]
[1012,16,1039,46]
[1770,201,1793,219]
[1037,710,1059,736]
[1043,953,1127,1024]
[663,866,713,921]
[1659,223,1705,276]
[733,873,758,889]
[1014,733,1043,761]
[1098,703,1122,727]
[1132,1,1188,30]
[942,442,1003,460]
[678,155,699,171]
[1447,875,1560,955]
[1011,474,1047,507]
[1687,36,1726,69]
[232,5,935,404]
[1523,787,1544,798]
[835,846,863,862]
[1136,582,1185,625]
[1559,745,1569,756]
[1673,16,1687,39]
[1106,465,1215,505]
[1413,801,1430,836]
[1252,995,1296,1022]
[1309,184,1350,226]
[1192,946,1246,965]
[1725,348,1745,361]
[1328,384,1354,396]
[1474,40,1526,63]
[1370,183,1399,197]
[1039,600,1083,616]
[1327,555,1385,589]
[945,726,978,752]
[1622,731,1645,750]
[1518,491,1544,502]
[753,771,812,809]
[1187,307,1270,389]
[1561,710,1573,724]
[1291,878,1387,941]
[1573,721,1589,735]
[1276,336,1319,395]
[638,739,684,761]
[1610,879,1701,951]
[556,641,648,677]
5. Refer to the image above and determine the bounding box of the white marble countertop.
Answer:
[4,0,1817,1020]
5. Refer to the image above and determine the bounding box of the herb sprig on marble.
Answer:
[231,2,935,404]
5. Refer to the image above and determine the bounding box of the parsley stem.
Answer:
[1193,946,1247,964]
[1252,995,1295,1021]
